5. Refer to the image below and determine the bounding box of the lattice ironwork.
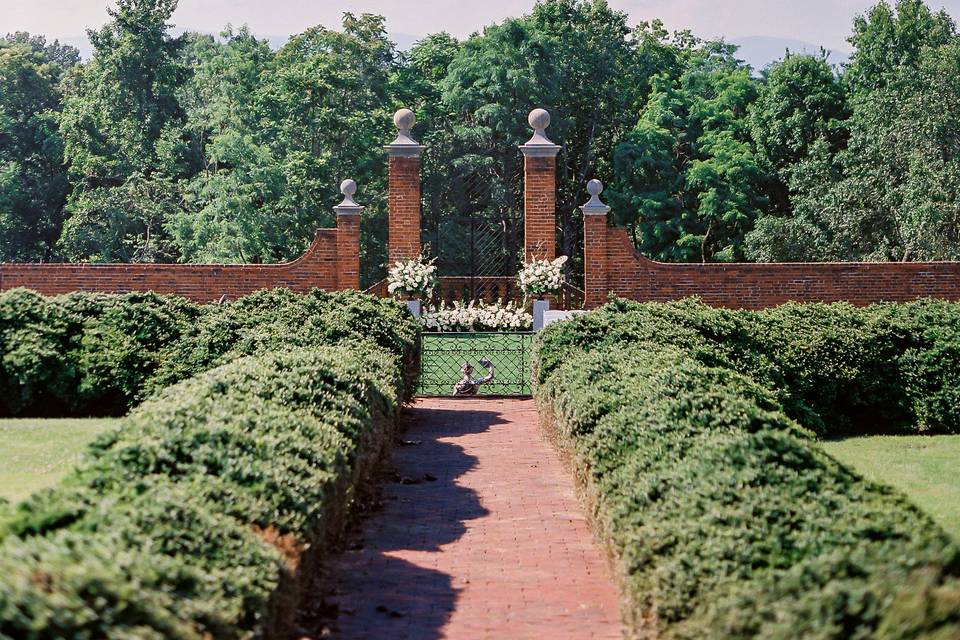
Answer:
[423,161,523,285]
[418,332,533,396]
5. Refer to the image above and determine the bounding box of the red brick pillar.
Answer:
[333,179,363,290]
[581,179,611,310]
[519,108,561,261]
[386,108,425,263]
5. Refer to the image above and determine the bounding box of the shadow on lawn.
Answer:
[304,404,504,639]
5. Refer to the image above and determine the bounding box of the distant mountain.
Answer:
[731,36,849,73]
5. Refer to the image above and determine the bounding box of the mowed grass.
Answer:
[419,332,533,395]
[0,418,118,505]
[822,435,960,539]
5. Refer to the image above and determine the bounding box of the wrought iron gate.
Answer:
[418,332,534,396]
[421,161,524,297]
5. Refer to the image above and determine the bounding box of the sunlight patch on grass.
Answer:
[0,418,118,505]
[821,435,960,540]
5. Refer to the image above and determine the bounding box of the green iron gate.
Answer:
[418,332,534,396]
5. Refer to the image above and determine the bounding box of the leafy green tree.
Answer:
[58,0,188,261]
[610,44,767,262]
[845,0,955,95]
[779,44,960,261]
[420,0,652,279]
[163,28,279,262]
[169,14,396,275]
[750,1,960,262]
[0,34,78,260]
[749,53,847,185]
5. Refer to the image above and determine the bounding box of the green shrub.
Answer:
[537,298,960,436]
[0,288,419,639]
[0,288,418,417]
[534,299,960,639]
[0,289,84,415]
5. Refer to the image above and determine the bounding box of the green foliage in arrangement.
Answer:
[534,299,960,638]
[0,288,418,639]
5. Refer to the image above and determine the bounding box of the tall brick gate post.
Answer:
[581,179,611,310]
[333,178,363,290]
[386,108,425,263]
[520,108,561,261]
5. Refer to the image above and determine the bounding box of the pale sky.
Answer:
[3,0,960,53]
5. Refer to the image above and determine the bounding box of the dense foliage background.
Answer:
[2,0,959,285]
[534,299,960,638]
[0,288,419,638]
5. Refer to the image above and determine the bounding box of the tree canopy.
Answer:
[1,0,959,282]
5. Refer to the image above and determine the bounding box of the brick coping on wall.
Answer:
[0,226,359,303]
[592,226,960,310]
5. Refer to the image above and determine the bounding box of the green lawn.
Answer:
[822,435,960,539]
[0,418,118,505]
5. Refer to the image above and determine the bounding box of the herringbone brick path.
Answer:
[319,397,622,639]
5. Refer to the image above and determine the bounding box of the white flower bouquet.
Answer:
[421,300,533,332]
[517,255,568,299]
[387,254,437,299]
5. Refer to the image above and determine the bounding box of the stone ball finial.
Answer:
[340,178,357,197]
[528,108,551,132]
[394,108,416,132]
[581,178,609,214]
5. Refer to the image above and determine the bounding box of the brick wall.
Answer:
[0,217,360,302]
[388,155,421,263]
[584,225,960,309]
[523,155,557,261]
[335,213,361,291]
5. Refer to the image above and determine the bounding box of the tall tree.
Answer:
[749,53,847,189]
[0,34,78,260]
[58,0,188,262]
[754,0,960,262]
[167,14,397,276]
[845,0,955,95]
[425,0,651,279]
[610,42,767,262]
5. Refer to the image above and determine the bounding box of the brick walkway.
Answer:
[319,397,622,639]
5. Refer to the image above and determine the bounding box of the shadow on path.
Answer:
[304,404,506,639]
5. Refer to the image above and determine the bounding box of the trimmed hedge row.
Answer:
[534,299,960,639]
[538,298,960,436]
[0,288,419,639]
[0,287,418,416]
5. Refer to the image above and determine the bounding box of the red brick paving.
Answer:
[321,397,622,639]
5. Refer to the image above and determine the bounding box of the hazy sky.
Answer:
[3,0,960,52]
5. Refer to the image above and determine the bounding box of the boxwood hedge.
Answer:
[0,288,419,639]
[534,298,960,639]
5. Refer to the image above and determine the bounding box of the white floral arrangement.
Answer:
[421,300,533,332]
[518,255,568,298]
[387,254,437,299]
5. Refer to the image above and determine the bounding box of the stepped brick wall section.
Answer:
[585,226,960,309]
[523,155,557,261]
[388,155,422,263]
[0,222,359,302]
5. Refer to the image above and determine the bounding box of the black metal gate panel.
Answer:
[418,332,533,396]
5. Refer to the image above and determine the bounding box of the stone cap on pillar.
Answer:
[385,108,425,157]
[581,179,610,215]
[333,179,364,215]
[519,108,561,158]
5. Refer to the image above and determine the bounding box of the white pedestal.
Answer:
[406,299,421,318]
[533,299,550,330]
